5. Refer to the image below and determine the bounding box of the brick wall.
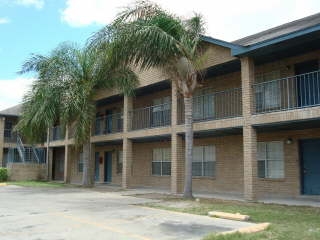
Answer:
[7,163,47,181]
[130,141,171,189]
[256,128,320,198]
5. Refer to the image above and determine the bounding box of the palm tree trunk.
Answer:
[82,141,94,187]
[183,96,194,198]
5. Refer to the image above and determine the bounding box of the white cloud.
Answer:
[0,77,35,110]
[0,17,10,24]
[61,0,320,40]
[15,0,44,9]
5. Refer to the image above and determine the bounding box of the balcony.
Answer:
[254,70,320,114]
[94,112,123,135]
[130,103,171,130]
[4,129,17,143]
[178,87,242,124]
[50,125,65,141]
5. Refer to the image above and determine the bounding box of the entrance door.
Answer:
[295,60,319,107]
[300,139,320,195]
[95,152,100,182]
[52,148,65,181]
[104,152,112,182]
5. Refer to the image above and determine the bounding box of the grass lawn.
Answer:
[7,180,68,188]
[142,197,320,240]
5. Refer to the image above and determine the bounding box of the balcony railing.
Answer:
[178,87,242,124]
[94,112,123,135]
[4,129,17,143]
[50,125,65,141]
[253,70,320,113]
[130,103,171,130]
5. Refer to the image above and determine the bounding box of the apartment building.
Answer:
[1,13,320,200]
[0,105,47,180]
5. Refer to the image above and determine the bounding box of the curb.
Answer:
[219,222,270,235]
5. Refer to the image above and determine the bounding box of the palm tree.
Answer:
[90,1,207,198]
[16,42,138,186]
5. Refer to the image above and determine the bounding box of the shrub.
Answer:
[0,168,8,182]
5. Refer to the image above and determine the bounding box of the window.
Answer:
[255,70,281,111]
[193,89,214,121]
[192,145,216,177]
[257,141,284,179]
[117,150,123,174]
[152,97,171,126]
[152,148,171,176]
[78,152,84,173]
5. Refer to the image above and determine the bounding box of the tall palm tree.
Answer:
[90,1,207,198]
[16,42,138,186]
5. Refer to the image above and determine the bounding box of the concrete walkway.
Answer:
[0,185,256,240]
[95,185,320,208]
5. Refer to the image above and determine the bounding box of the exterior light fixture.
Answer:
[285,138,293,144]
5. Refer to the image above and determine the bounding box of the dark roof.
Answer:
[232,12,320,46]
[0,104,22,117]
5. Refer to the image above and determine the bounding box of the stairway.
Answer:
[6,135,46,164]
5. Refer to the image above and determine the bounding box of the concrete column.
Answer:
[171,82,178,126]
[122,137,132,189]
[0,117,5,167]
[241,57,258,201]
[90,143,96,184]
[46,128,50,180]
[170,82,184,193]
[122,96,133,189]
[171,134,184,193]
[64,145,71,183]
[123,96,133,132]
[48,148,53,180]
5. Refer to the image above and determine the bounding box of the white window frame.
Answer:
[192,145,216,177]
[152,148,171,176]
[193,89,214,120]
[255,70,281,111]
[257,141,284,179]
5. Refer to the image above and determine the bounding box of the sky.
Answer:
[0,0,319,110]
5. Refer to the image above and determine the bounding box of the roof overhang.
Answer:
[231,25,320,56]
[201,35,244,53]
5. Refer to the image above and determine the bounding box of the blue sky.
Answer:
[0,0,319,110]
[0,0,100,80]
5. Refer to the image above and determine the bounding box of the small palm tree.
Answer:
[16,42,138,186]
[90,1,207,198]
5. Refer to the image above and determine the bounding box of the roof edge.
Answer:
[231,24,320,56]
[201,35,245,51]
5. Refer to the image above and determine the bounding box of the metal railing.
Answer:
[17,136,25,162]
[253,70,320,113]
[178,88,242,124]
[50,125,65,141]
[94,112,123,135]
[130,102,171,130]
[4,129,17,143]
[6,147,46,164]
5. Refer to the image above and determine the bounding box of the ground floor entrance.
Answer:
[104,151,112,183]
[52,147,65,181]
[300,138,320,195]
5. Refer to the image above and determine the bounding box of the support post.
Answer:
[122,96,133,189]
[64,145,71,183]
[0,117,5,167]
[171,82,184,193]
[241,57,257,201]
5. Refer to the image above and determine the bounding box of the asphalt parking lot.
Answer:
[0,185,255,240]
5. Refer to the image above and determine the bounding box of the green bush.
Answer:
[0,168,8,182]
